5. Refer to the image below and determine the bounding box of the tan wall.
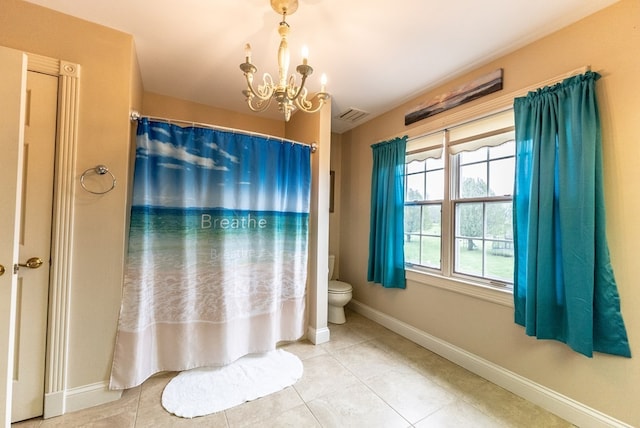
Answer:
[0,0,137,388]
[142,92,285,137]
[329,133,342,277]
[339,0,640,425]
[286,104,332,338]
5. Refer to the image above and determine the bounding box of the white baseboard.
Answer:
[349,299,632,428]
[43,391,64,419]
[307,325,331,345]
[44,382,122,418]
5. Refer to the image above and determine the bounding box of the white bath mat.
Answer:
[161,349,303,418]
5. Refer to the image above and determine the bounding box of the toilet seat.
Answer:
[329,280,352,293]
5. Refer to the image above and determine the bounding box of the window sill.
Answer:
[405,268,514,307]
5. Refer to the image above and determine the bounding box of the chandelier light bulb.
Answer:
[244,43,252,63]
[301,46,309,65]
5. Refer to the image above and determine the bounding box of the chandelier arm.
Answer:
[285,72,309,101]
[294,90,330,113]
[245,93,273,112]
[243,72,275,101]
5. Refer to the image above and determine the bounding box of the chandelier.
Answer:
[240,0,330,121]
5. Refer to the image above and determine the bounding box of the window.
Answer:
[405,155,443,270]
[404,110,515,288]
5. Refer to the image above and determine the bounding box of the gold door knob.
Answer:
[18,257,43,269]
[0,264,4,276]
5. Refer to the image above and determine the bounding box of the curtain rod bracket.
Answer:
[130,110,141,122]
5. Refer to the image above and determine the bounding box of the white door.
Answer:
[0,45,28,428]
[11,70,58,423]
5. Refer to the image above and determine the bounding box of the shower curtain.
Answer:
[110,119,311,389]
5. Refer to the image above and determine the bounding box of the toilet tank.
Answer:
[328,254,335,280]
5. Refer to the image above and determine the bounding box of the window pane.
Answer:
[485,202,512,239]
[456,203,483,238]
[406,159,425,174]
[422,204,441,235]
[406,173,425,200]
[426,156,444,170]
[459,164,487,198]
[404,205,421,235]
[459,147,487,164]
[425,169,444,200]
[488,158,514,197]
[489,140,515,159]
[421,236,441,269]
[485,241,514,282]
[404,233,420,265]
[455,238,483,276]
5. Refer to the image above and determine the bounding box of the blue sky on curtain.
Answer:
[513,72,630,357]
[368,136,408,289]
[110,119,312,389]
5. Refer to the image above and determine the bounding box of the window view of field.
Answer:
[404,221,514,283]
[404,141,515,284]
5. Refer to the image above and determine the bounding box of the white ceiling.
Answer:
[25,0,618,134]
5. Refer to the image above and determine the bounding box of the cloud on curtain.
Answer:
[513,72,631,358]
[110,119,312,389]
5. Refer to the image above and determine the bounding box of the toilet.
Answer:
[328,255,353,324]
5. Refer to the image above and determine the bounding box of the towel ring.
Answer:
[80,165,116,195]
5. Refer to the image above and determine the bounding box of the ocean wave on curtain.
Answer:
[109,118,311,389]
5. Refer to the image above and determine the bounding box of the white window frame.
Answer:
[449,126,515,286]
[404,111,515,307]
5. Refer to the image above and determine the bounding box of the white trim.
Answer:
[43,391,64,419]
[349,299,632,428]
[44,382,122,419]
[306,325,331,345]
[405,269,513,307]
[62,382,122,415]
[26,53,81,419]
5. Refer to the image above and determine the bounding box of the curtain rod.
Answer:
[129,111,317,153]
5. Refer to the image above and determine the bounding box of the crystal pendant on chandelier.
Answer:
[239,0,329,121]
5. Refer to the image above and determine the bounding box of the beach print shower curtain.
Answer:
[110,119,311,389]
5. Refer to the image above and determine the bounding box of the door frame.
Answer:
[2,51,82,420]
[30,54,81,419]
[0,46,27,428]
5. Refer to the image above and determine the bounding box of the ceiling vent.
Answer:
[336,107,369,123]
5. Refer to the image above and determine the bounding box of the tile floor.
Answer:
[13,310,573,427]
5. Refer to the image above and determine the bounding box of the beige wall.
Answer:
[286,104,332,341]
[328,132,342,276]
[0,0,137,389]
[338,0,639,425]
[142,91,285,137]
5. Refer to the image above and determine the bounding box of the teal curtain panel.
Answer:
[513,72,630,357]
[368,136,408,289]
